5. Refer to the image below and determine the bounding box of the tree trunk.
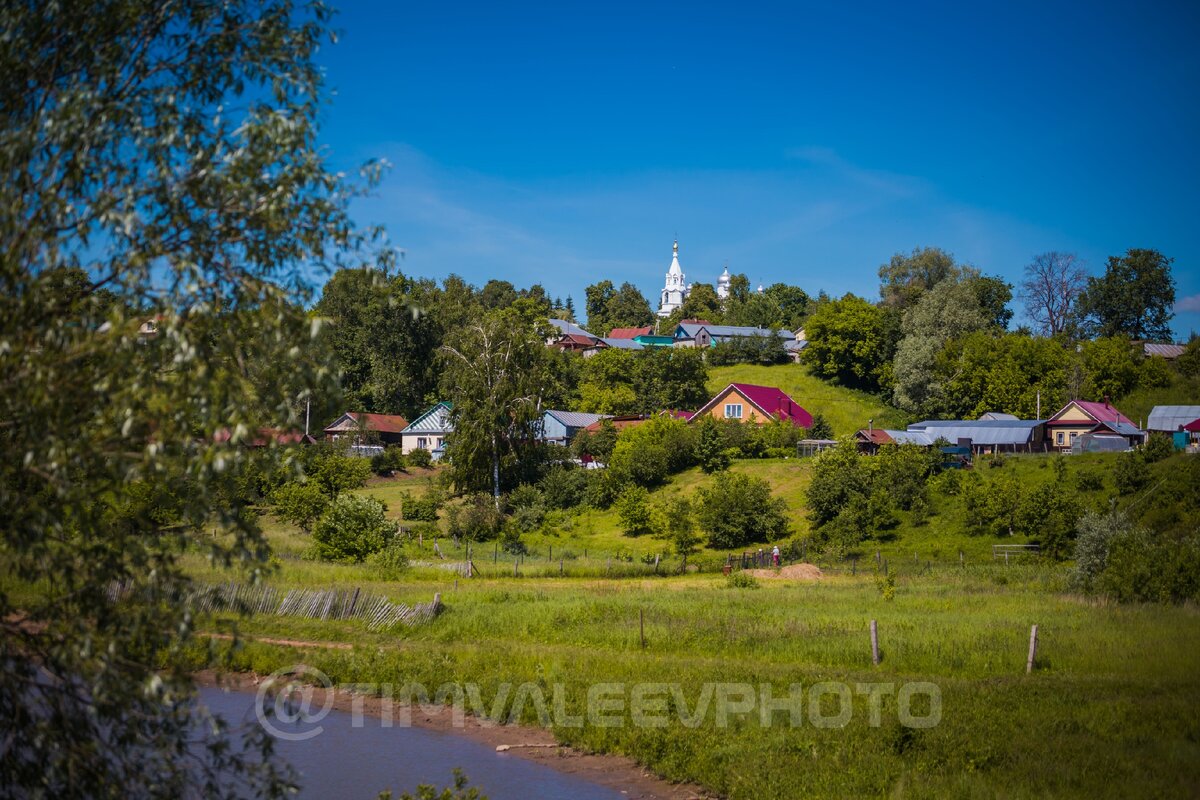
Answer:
[492,433,501,509]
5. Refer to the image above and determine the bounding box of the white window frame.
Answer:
[724,403,743,419]
[417,437,427,449]
[1055,432,1064,445]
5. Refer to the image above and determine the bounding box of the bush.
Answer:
[453,493,504,541]
[368,540,410,580]
[697,472,789,549]
[1075,470,1104,491]
[616,485,658,537]
[1143,433,1175,464]
[584,469,622,509]
[695,417,730,474]
[370,447,407,475]
[308,450,372,497]
[1015,482,1082,560]
[311,494,397,563]
[270,481,329,533]
[401,492,440,522]
[407,448,433,469]
[727,571,760,589]
[538,466,588,510]
[1072,510,1128,592]
[807,412,834,440]
[1113,451,1149,495]
[1098,526,1200,604]
[806,441,871,526]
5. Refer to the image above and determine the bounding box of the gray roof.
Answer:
[403,402,453,434]
[979,412,1019,420]
[886,430,935,446]
[1144,343,1185,359]
[784,339,809,352]
[599,337,644,350]
[1146,405,1200,432]
[907,419,1042,446]
[544,410,611,429]
[675,323,792,340]
[548,318,594,339]
[1100,421,1145,437]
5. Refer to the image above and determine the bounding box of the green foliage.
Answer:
[727,571,760,589]
[449,493,505,542]
[401,492,441,522]
[935,332,1070,419]
[0,0,370,791]
[270,481,329,534]
[584,280,653,336]
[1072,510,1129,593]
[1016,483,1083,560]
[577,347,709,417]
[368,540,411,580]
[315,268,438,418]
[371,447,408,475]
[878,246,963,310]
[615,485,657,537]
[407,448,434,469]
[1077,248,1176,342]
[876,570,897,601]
[664,497,702,568]
[1082,335,1140,400]
[308,450,373,497]
[538,466,588,509]
[1099,527,1200,604]
[802,293,893,392]
[608,416,696,487]
[380,768,483,800]
[1139,355,1174,389]
[311,495,397,564]
[806,440,872,526]
[1113,451,1150,495]
[696,472,789,549]
[707,331,790,366]
[807,412,834,440]
[694,417,730,473]
[440,308,554,498]
[1143,433,1175,464]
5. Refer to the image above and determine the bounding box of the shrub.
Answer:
[806,440,871,526]
[1098,527,1200,604]
[1139,354,1173,389]
[695,417,730,474]
[616,485,657,537]
[1072,510,1129,592]
[1143,433,1175,464]
[311,494,397,563]
[368,540,410,580]
[727,571,760,589]
[370,447,407,475]
[584,469,622,509]
[876,570,896,601]
[308,451,372,497]
[407,448,433,469]
[270,481,329,533]
[807,412,834,440]
[697,472,789,549]
[508,483,544,510]
[1113,451,1149,495]
[538,467,588,509]
[1075,470,1104,491]
[455,493,504,541]
[1015,482,1082,560]
[401,492,440,522]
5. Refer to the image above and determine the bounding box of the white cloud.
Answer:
[1175,294,1200,313]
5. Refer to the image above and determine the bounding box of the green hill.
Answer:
[706,362,906,437]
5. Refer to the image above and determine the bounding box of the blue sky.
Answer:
[316,1,1200,337]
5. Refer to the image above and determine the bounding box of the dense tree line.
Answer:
[802,245,1185,418]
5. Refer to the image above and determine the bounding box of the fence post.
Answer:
[1026,624,1039,674]
[549,545,552,562]
[640,608,646,649]
[870,619,880,665]
[348,587,361,617]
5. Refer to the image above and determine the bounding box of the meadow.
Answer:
[172,447,1200,799]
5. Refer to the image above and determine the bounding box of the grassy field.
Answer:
[192,564,1200,799]
[172,449,1200,798]
[707,362,908,437]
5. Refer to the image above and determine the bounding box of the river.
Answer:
[199,687,625,799]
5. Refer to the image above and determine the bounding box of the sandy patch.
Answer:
[744,563,823,580]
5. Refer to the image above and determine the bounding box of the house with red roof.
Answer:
[1044,398,1144,451]
[687,383,812,428]
[323,411,409,446]
[607,326,654,339]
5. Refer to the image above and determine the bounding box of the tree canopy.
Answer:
[1077,248,1176,342]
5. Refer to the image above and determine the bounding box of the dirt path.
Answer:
[195,670,714,800]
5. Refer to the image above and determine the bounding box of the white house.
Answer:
[400,402,453,460]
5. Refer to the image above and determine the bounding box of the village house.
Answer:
[538,410,611,447]
[671,321,795,349]
[688,383,812,428]
[400,402,453,460]
[322,412,408,446]
[1044,399,1143,451]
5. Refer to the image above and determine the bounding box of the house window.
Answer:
[1069,432,1078,442]
[417,437,427,449]
[725,403,743,419]
[435,438,443,449]
[1055,432,1064,446]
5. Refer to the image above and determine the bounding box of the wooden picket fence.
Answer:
[106,580,442,631]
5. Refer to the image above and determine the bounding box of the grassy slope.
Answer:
[193,567,1200,800]
[706,362,907,437]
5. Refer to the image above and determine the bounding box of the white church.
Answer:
[657,239,733,318]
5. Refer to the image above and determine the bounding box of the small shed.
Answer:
[539,410,611,446]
